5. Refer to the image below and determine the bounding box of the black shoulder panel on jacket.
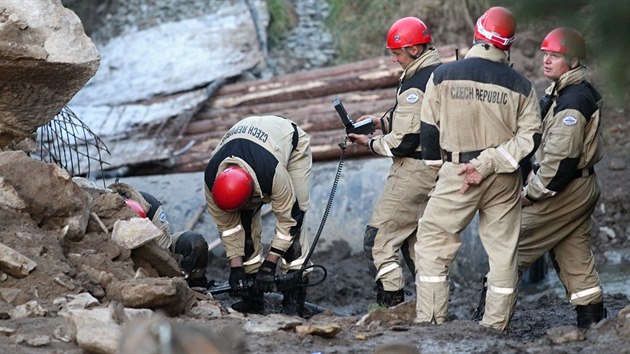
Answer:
[431,58,531,96]
[204,139,278,195]
[553,81,600,122]
[400,64,441,93]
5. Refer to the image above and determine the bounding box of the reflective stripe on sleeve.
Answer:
[276,231,292,241]
[570,286,602,301]
[221,225,242,237]
[243,253,263,266]
[497,146,519,169]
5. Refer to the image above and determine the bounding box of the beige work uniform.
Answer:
[520,67,604,305]
[204,115,312,274]
[364,49,441,292]
[415,44,542,331]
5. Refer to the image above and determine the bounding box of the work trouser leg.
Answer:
[366,158,434,292]
[286,125,312,212]
[477,173,521,331]
[241,207,264,274]
[415,163,477,324]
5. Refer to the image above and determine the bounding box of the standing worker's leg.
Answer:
[415,164,477,324]
[552,217,605,328]
[477,173,521,331]
[366,159,433,307]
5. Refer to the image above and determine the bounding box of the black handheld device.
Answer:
[332,97,375,135]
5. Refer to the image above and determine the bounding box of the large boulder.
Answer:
[0,0,99,148]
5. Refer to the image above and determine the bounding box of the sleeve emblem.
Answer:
[562,116,577,126]
[406,93,419,104]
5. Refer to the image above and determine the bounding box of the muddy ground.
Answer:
[0,110,629,354]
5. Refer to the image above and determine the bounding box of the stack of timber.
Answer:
[169,45,463,174]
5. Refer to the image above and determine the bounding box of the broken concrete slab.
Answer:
[0,243,37,278]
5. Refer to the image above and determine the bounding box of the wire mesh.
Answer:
[35,106,111,186]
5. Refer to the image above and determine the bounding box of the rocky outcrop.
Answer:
[0,0,99,148]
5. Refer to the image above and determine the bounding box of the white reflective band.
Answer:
[488,285,514,295]
[476,20,514,46]
[424,159,443,166]
[276,231,292,241]
[497,146,519,169]
[532,177,557,197]
[417,275,447,283]
[383,142,394,157]
[243,253,262,266]
[376,263,400,279]
[570,286,602,301]
[221,225,242,237]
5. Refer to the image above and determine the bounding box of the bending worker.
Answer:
[204,115,312,316]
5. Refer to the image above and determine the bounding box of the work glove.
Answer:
[255,260,277,293]
[228,266,247,295]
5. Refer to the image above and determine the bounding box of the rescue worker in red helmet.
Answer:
[518,27,606,329]
[204,115,312,316]
[112,182,210,288]
[348,16,441,308]
[414,6,541,331]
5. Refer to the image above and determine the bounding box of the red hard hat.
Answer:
[125,199,147,218]
[541,27,586,59]
[386,17,432,49]
[211,166,254,212]
[474,6,516,50]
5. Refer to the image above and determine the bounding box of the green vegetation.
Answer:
[503,0,630,103]
[266,0,298,47]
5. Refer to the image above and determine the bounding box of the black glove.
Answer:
[229,266,247,293]
[255,260,277,293]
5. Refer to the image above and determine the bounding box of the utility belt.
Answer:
[533,164,595,179]
[406,151,423,160]
[445,150,483,164]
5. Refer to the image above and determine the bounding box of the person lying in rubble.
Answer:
[110,182,209,288]
[204,115,312,317]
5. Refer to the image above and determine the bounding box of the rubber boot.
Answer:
[471,276,487,321]
[576,302,607,329]
[282,273,308,316]
[375,281,404,308]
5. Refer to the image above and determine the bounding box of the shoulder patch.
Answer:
[562,116,578,126]
[406,93,419,104]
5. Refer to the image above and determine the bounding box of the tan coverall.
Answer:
[204,115,312,274]
[520,66,604,305]
[415,44,542,331]
[364,49,441,293]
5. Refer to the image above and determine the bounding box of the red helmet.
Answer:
[541,27,586,59]
[387,17,432,49]
[474,6,516,50]
[125,199,147,218]
[211,166,254,211]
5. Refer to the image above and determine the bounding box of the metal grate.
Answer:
[35,106,111,185]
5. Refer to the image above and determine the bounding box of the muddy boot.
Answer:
[375,281,404,308]
[471,276,487,321]
[576,302,607,329]
[231,288,264,315]
[282,273,308,317]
